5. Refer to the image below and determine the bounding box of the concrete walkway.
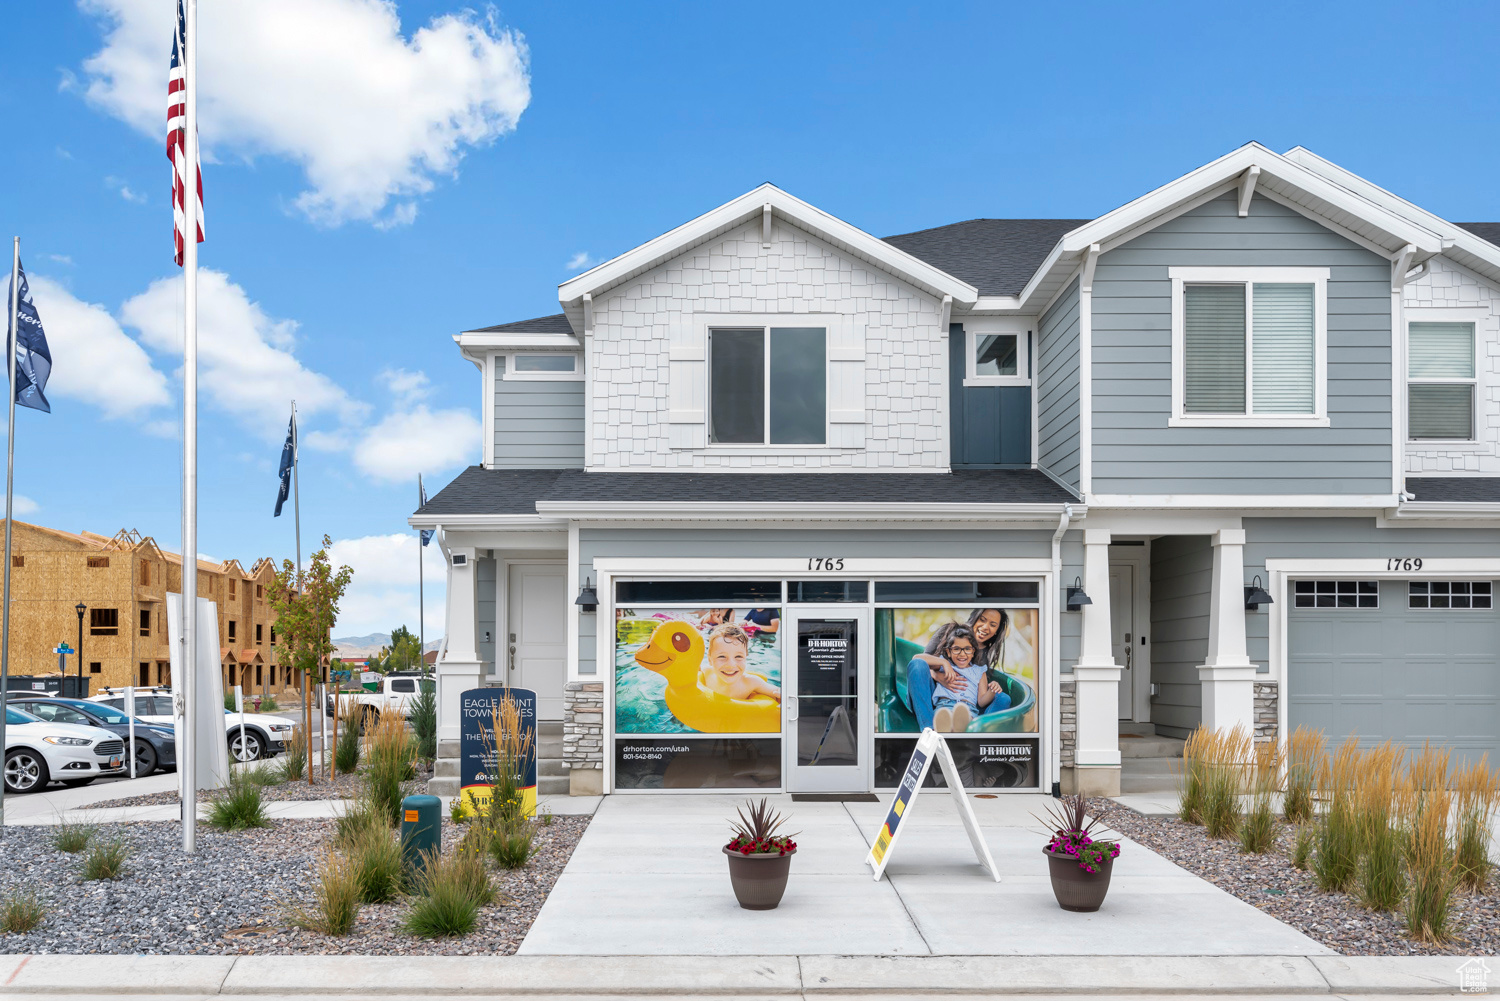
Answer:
[519,793,1331,957]
[0,953,1482,997]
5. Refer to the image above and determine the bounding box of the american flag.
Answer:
[167,0,204,266]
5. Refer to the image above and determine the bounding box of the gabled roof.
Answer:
[555,183,980,331]
[882,219,1088,297]
[466,313,575,335]
[1457,223,1500,246]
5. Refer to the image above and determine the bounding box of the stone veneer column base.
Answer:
[563,680,605,796]
[1254,681,1279,745]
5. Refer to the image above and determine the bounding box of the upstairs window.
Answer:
[963,323,1031,387]
[90,608,119,635]
[1170,268,1328,426]
[505,353,581,381]
[709,326,826,445]
[139,609,150,637]
[1407,322,1475,441]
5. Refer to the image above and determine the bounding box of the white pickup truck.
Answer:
[325,673,433,728]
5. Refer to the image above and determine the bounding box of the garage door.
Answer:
[1287,578,1499,766]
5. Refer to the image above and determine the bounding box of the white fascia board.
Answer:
[959,295,1024,313]
[1382,502,1500,522]
[1087,493,1401,510]
[534,500,1081,522]
[455,332,581,350]
[407,514,567,529]
[556,184,979,308]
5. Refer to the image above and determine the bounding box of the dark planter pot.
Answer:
[1044,847,1114,912]
[723,846,796,910]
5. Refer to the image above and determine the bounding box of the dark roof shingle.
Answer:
[1404,477,1500,504]
[468,313,575,335]
[882,219,1088,296]
[1456,223,1500,247]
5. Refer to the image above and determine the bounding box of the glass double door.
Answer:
[784,607,870,792]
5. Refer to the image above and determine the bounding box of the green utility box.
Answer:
[400,794,442,881]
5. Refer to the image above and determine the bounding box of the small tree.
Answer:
[387,625,421,672]
[267,534,354,784]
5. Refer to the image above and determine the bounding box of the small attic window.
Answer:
[87,556,110,569]
[505,354,581,381]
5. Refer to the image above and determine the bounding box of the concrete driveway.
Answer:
[518,792,1332,957]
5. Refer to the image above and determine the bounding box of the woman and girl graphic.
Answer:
[902,608,1017,733]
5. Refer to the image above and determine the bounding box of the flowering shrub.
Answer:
[1036,793,1122,873]
[1045,830,1120,873]
[726,834,798,856]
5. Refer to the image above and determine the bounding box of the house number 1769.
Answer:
[1386,558,1423,571]
[807,558,845,571]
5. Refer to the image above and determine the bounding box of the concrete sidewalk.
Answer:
[0,953,1483,996]
[518,793,1329,957]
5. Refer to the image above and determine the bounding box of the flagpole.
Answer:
[292,400,310,783]
[0,237,19,837]
[180,0,200,854]
[418,474,425,677]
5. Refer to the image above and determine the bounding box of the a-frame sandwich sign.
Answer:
[865,727,1000,882]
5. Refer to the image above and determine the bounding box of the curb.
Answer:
[0,954,1479,996]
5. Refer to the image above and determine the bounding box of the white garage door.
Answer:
[1287,578,1499,766]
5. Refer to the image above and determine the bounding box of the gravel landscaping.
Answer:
[84,766,431,809]
[1090,798,1499,957]
[0,814,588,955]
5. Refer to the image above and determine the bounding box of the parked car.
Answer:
[89,687,293,761]
[6,695,176,777]
[4,705,128,793]
[327,672,433,728]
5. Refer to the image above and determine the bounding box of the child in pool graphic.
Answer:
[699,623,781,702]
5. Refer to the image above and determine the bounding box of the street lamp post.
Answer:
[75,601,85,698]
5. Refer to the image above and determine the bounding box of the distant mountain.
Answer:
[332,632,443,659]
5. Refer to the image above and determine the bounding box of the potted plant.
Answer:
[723,798,798,910]
[1038,794,1121,912]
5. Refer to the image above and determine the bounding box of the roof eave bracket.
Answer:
[1237,165,1261,218]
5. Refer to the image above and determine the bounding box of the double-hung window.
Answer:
[1170,267,1328,426]
[708,326,827,444]
[1407,322,1475,440]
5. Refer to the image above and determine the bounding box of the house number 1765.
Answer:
[807,557,845,571]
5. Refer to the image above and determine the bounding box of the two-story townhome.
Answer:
[414,143,1500,798]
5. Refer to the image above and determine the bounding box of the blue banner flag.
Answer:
[273,416,294,517]
[418,475,432,546]
[7,260,52,413]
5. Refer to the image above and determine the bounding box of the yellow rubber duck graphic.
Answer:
[633,620,780,733]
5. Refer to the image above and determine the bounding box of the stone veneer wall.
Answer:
[1254,681,1278,745]
[563,681,604,776]
[1059,679,1076,768]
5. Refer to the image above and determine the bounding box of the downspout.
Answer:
[1050,503,1073,797]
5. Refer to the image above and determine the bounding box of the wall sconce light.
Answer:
[1065,577,1092,611]
[1244,575,1274,610]
[575,578,599,613]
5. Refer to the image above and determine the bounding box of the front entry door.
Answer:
[507,563,567,720]
[1111,565,1135,719]
[785,607,869,793]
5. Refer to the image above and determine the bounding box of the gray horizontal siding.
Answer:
[494,376,584,469]
[1149,535,1213,738]
[1038,278,1081,492]
[1091,193,1393,496]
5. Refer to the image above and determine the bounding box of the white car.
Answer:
[89,689,294,762]
[4,705,128,793]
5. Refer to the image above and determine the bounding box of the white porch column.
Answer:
[1197,529,1257,732]
[437,546,482,745]
[1073,528,1121,795]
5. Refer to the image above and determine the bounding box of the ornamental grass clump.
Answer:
[1036,793,1120,873]
[81,838,130,881]
[346,825,405,904]
[1237,739,1282,855]
[1312,736,1361,892]
[727,798,799,856]
[409,682,437,761]
[1291,823,1315,870]
[402,848,487,938]
[280,725,307,782]
[1284,726,1325,825]
[472,695,539,869]
[52,819,95,854]
[1405,785,1458,943]
[363,708,417,827]
[207,774,272,831]
[0,890,46,933]
[1202,725,1250,840]
[334,698,362,774]
[289,852,360,936]
[1355,742,1407,912]
[1452,756,1499,892]
[1178,726,1213,824]
[335,795,385,848]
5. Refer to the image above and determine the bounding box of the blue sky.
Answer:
[2,0,1498,636]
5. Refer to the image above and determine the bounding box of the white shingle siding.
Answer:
[1402,258,1500,473]
[586,219,947,469]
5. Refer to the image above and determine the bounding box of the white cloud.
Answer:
[566,251,595,270]
[120,269,366,440]
[26,275,171,419]
[325,532,446,637]
[46,254,73,266]
[12,495,39,516]
[354,405,479,483]
[105,175,146,203]
[378,368,431,403]
[77,0,531,228]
